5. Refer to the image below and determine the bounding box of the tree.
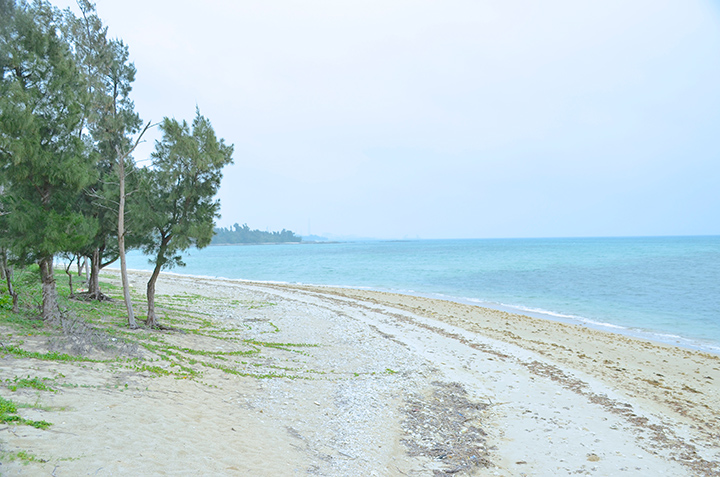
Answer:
[0,0,97,322]
[65,1,146,326]
[137,110,233,328]
[115,125,149,328]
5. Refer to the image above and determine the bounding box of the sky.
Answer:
[53,0,720,239]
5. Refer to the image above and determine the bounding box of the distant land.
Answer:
[212,224,336,244]
[211,224,305,245]
[211,224,390,244]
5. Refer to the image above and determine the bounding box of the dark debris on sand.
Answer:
[402,381,493,476]
[48,314,140,358]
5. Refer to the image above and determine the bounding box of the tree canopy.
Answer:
[0,0,234,329]
[0,0,97,321]
[137,110,234,327]
[64,0,143,302]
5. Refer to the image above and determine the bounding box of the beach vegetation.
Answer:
[0,0,98,324]
[6,375,55,392]
[0,396,52,429]
[0,250,20,313]
[2,344,104,363]
[1,266,324,414]
[62,0,146,308]
[0,1,233,331]
[1,449,48,465]
[132,110,234,329]
[0,294,13,310]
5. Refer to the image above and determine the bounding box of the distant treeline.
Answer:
[212,223,302,244]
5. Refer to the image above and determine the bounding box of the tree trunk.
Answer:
[88,247,102,298]
[0,249,6,281]
[118,151,137,329]
[39,255,61,323]
[1,250,18,313]
[64,260,75,299]
[145,261,163,328]
[6,272,18,314]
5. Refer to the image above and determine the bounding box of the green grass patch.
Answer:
[1,345,106,363]
[1,449,49,464]
[0,396,52,429]
[6,376,55,392]
[1,267,329,391]
[0,294,14,311]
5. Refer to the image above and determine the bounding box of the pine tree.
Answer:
[0,0,97,322]
[65,1,148,326]
[137,110,234,328]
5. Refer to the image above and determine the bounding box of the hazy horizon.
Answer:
[54,0,720,240]
[222,228,720,241]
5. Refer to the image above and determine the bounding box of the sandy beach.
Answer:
[1,270,719,476]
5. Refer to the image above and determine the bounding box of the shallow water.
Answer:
[120,236,720,353]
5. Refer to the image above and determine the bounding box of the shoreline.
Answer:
[107,266,720,356]
[114,270,720,451]
[2,269,719,475]
[253,281,720,423]
[125,270,720,474]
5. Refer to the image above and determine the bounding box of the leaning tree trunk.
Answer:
[39,255,61,323]
[117,151,137,329]
[145,261,163,328]
[64,260,75,299]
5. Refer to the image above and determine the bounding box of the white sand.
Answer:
[1,270,718,476]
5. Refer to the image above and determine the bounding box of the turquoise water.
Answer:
[121,236,720,354]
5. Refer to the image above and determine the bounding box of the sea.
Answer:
[120,236,720,355]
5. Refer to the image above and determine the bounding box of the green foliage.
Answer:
[0,0,98,264]
[64,0,144,287]
[212,223,302,245]
[1,345,102,363]
[0,0,99,320]
[0,265,45,329]
[134,109,233,326]
[0,294,13,310]
[6,376,55,392]
[137,109,234,269]
[0,396,52,429]
[8,450,48,464]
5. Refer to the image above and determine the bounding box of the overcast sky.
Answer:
[54,0,720,239]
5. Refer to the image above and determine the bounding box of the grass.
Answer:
[0,268,324,382]
[0,263,414,474]
[0,265,337,469]
[6,376,56,392]
[0,450,48,465]
[2,345,106,363]
[0,396,52,429]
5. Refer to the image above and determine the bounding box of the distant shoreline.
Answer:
[103,237,720,356]
[207,240,340,246]
[103,264,720,356]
